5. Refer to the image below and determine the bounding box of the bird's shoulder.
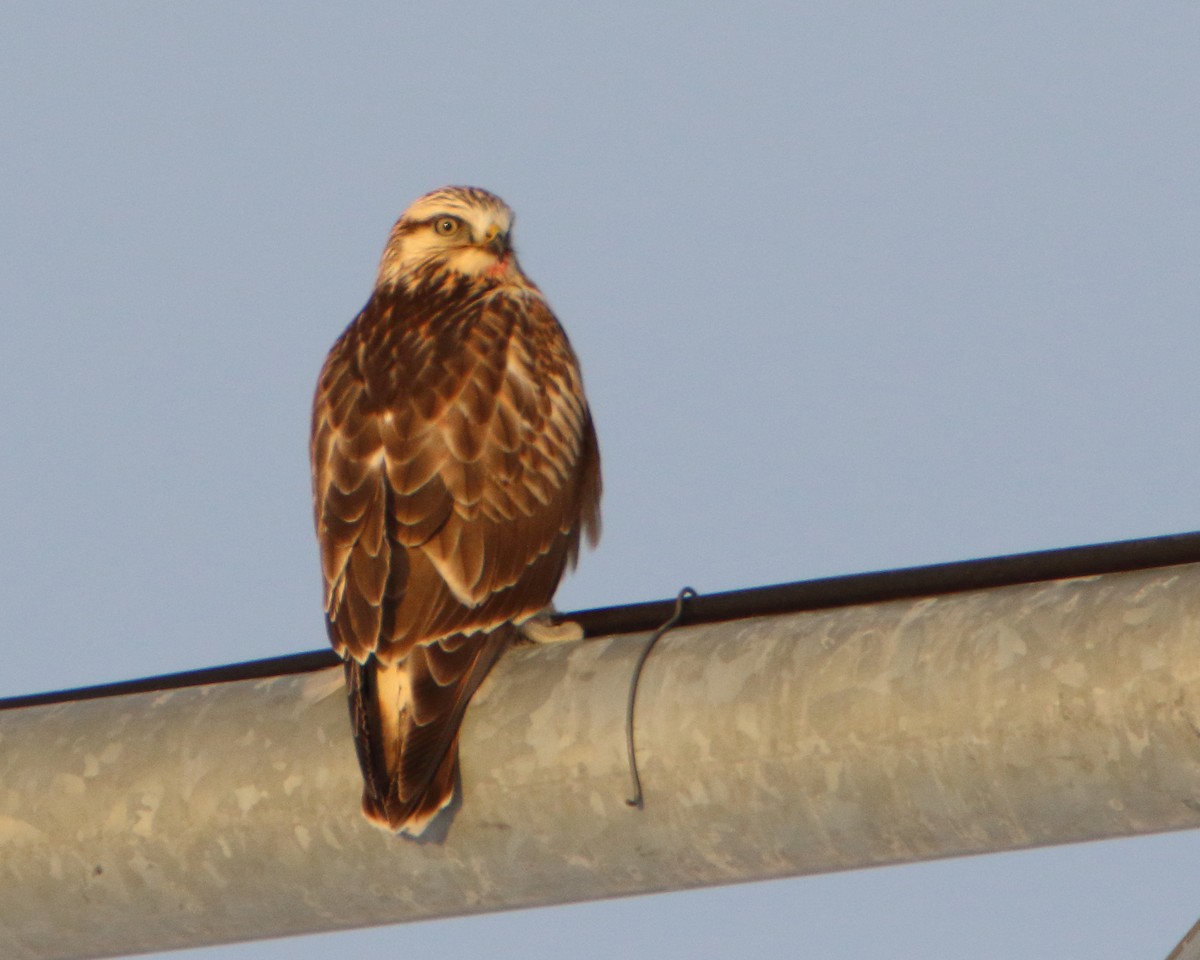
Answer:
[317,279,579,421]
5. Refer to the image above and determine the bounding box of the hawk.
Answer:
[311,186,601,835]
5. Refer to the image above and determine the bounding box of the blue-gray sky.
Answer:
[3,3,1200,957]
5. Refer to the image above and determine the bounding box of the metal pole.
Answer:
[3,563,1200,959]
[1167,917,1200,960]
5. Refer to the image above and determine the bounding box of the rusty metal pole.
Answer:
[3,562,1200,960]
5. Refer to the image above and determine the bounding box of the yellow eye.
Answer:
[434,217,460,236]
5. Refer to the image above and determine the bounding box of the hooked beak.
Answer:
[482,224,510,256]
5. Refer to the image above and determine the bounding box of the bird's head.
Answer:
[375,186,531,291]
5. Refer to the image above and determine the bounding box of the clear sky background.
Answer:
[3,2,1200,957]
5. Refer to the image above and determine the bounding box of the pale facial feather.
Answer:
[375,186,522,290]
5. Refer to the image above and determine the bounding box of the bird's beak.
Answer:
[483,224,510,256]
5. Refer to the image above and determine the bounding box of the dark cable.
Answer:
[625,587,696,809]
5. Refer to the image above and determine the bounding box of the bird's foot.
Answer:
[518,607,585,645]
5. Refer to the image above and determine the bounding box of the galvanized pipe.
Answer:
[3,563,1200,959]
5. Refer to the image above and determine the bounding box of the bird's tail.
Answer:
[343,625,514,836]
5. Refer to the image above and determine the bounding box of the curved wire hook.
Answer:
[625,586,697,809]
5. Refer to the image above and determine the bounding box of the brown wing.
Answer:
[311,282,600,832]
[312,285,600,659]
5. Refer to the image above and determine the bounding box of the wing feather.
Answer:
[312,271,601,834]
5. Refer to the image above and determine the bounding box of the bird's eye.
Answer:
[434,217,460,236]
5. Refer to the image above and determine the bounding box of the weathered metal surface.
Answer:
[3,563,1200,959]
[1167,917,1200,960]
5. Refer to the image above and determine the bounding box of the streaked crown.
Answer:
[376,185,527,290]
[402,186,513,231]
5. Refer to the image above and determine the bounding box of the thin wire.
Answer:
[625,586,697,809]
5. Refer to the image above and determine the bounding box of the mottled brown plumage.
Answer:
[311,186,600,834]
